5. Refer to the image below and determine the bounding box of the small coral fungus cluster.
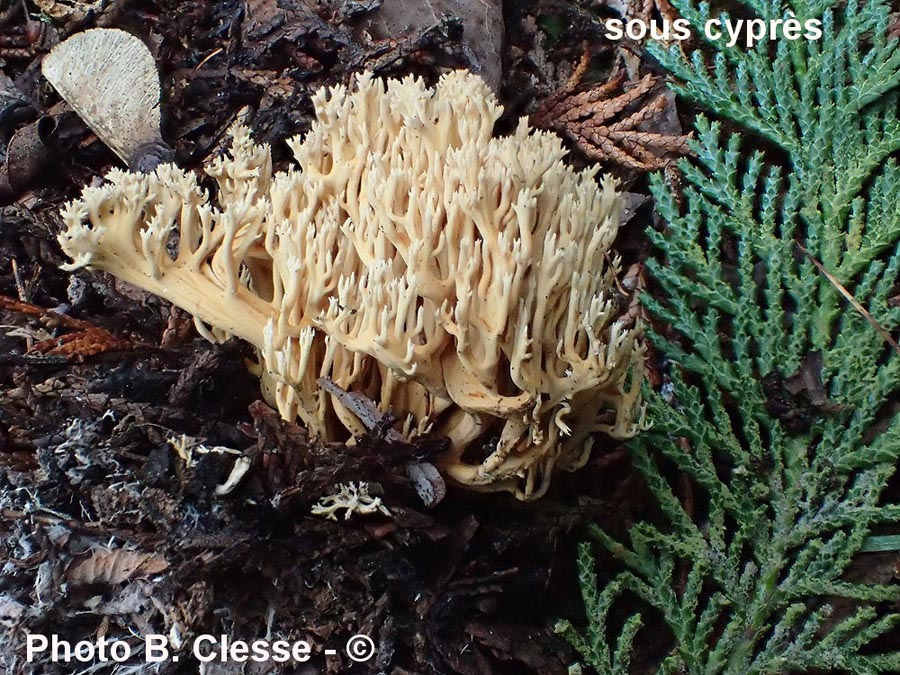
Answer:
[57,70,646,499]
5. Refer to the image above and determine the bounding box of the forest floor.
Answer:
[0,1,690,673]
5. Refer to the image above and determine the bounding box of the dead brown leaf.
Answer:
[66,547,169,586]
[361,0,503,89]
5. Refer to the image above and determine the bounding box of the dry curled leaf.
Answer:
[362,0,504,90]
[532,53,692,171]
[66,548,169,586]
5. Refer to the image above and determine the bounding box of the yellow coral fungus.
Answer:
[58,70,646,499]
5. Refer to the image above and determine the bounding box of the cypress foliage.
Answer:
[557,1,900,671]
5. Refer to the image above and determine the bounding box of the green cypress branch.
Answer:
[559,1,900,672]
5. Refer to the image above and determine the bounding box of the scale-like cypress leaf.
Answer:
[558,1,900,671]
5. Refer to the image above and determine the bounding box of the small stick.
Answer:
[10,258,26,301]
[10,259,31,350]
[796,242,900,356]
